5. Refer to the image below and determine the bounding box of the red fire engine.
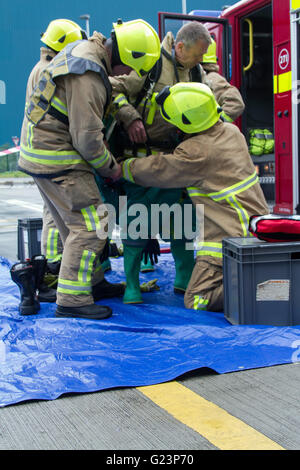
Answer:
[158,0,300,214]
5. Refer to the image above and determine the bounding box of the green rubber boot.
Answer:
[140,257,155,273]
[123,244,145,304]
[171,239,195,294]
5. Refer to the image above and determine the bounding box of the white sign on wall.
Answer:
[0,80,6,104]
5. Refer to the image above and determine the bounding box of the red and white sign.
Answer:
[0,146,20,157]
[278,48,289,70]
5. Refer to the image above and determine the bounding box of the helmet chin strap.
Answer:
[107,33,121,68]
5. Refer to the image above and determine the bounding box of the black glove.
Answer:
[100,239,110,264]
[141,239,160,265]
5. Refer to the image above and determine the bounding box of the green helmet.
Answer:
[112,19,160,77]
[155,82,221,133]
[202,38,217,64]
[41,19,87,52]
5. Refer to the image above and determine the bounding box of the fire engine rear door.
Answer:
[158,12,230,81]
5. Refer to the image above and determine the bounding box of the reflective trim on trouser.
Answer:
[33,171,106,307]
[57,279,92,295]
[57,249,96,295]
[193,295,209,310]
[46,227,62,262]
[184,258,224,312]
[81,205,101,232]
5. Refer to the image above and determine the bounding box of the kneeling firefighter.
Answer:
[118,82,269,311]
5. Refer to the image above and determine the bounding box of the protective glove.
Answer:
[140,279,160,292]
[120,279,160,292]
[141,239,160,265]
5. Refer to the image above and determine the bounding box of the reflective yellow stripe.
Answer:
[193,295,209,310]
[221,112,234,123]
[274,72,292,94]
[122,158,136,182]
[196,242,223,258]
[113,93,129,108]
[292,0,300,10]
[20,144,82,165]
[227,195,249,236]
[57,278,92,295]
[123,148,158,158]
[187,171,258,201]
[51,96,68,116]
[90,148,111,169]
[81,205,101,232]
[273,75,278,94]
[78,250,96,284]
[26,123,34,149]
[46,228,60,261]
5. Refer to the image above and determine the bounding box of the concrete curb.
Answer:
[0,178,35,186]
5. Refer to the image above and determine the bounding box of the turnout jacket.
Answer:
[202,63,245,122]
[25,47,56,105]
[121,121,269,265]
[19,32,118,178]
[109,32,209,146]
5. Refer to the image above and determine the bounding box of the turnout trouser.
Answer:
[184,258,224,312]
[41,204,63,263]
[34,170,107,307]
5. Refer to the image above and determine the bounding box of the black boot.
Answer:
[92,278,125,301]
[10,262,40,315]
[55,303,112,320]
[31,255,57,303]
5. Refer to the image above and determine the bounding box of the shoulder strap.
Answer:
[134,54,162,108]
[190,64,202,83]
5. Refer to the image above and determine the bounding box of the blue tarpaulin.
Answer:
[0,253,300,407]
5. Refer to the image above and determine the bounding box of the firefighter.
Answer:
[201,38,245,122]
[17,19,161,320]
[105,21,212,304]
[25,19,88,275]
[119,82,269,311]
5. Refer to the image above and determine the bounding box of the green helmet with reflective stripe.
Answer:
[112,19,161,77]
[41,19,87,52]
[156,82,221,133]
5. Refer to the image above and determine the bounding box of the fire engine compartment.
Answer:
[240,4,275,207]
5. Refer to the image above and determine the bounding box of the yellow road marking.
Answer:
[137,382,284,450]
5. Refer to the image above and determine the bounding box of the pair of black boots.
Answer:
[10,255,57,316]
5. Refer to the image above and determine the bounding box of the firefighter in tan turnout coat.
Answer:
[120,83,269,312]
[25,19,88,270]
[18,19,161,320]
[201,38,245,123]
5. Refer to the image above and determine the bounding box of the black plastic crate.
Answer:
[223,237,300,326]
[17,218,43,261]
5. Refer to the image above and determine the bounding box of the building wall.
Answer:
[0,0,237,146]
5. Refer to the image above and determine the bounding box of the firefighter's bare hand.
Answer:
[128,119,147,143]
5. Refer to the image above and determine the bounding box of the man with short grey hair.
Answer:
[175,20,212,53]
